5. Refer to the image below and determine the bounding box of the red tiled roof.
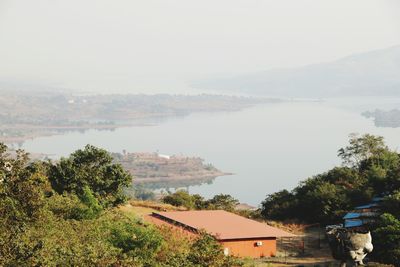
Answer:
[151,210,296,240]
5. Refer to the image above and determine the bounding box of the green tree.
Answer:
[49,145,132,207]
[0,145,52,265]
[187,233,241,267]
[162,190,195,209]
[206,194,239,212]
[294,178,349,223]
[72,186,103,220]
[261,134,400,224]
[192,194,207,210]
[321,167,365,189]
[381,191,400,218]
[108,216,164,266]
[369,150,400,193]
[261,190,297,221]
[338,133,387,168]
[372,213,400,265]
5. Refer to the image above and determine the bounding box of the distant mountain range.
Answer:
[192,45,400,98]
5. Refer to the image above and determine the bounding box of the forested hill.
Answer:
[192,45,400,98]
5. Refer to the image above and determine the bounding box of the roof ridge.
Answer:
[153,210,296,239]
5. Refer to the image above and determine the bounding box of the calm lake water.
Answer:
[21,97,400,206]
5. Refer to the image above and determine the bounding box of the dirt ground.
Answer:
[251,226,338,266]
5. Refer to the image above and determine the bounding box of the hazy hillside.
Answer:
[0,90,276,143]
[192,45,400,97]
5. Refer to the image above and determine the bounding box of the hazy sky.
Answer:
[0,0,399,94]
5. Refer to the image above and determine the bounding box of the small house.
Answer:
[147,210,295,258]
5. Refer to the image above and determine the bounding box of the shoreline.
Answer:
[0,122,155,144]
[0,92,282,145]
[134,172,233,184]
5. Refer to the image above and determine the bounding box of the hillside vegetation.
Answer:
[0,144,241,266]
[260,134,400,265]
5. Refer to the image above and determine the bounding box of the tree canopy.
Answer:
[49,144,132,207]
[162,190,239,212]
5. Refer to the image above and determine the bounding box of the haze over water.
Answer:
[21,97,400,206]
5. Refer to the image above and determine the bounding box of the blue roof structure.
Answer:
[372,197,384,202]
[344,219,363,228]
[343,212,361,219]
[354,203,378,209]
[342,196,383,228]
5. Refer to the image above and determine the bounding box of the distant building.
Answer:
[157,154,170,160]
[146,210,295,258]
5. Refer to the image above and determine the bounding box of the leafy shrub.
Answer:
[188,233,243,267]
[162,190,195,209]
[162,190,239,212]
[372,214,400,265]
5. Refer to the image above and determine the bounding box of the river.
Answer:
[21,97,400,206]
